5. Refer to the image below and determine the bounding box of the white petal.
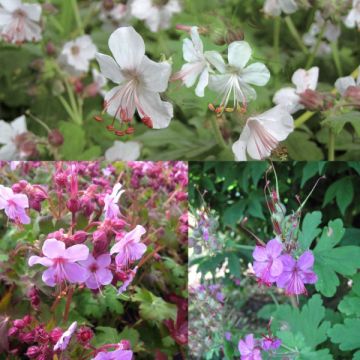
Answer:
[292,67,319,92]
[21,3,42,22]
[0,0,21,12]
[96,53,124,84]
[232,126,251,161]
[208,73,232,94]
[344,9,357,28]
[105,141,141,161]
[183,38,199,63]
[179,62,205,87]
[140,56,171,93]
[0,143,17,160]
[228,41,252,69]
[138,91,173,129]
[263,0,281,16]
[190,26,203,54]
[205,51,226,73]
[241,62,271,86]
[0,9,12,25]
[238,80,257,102]
[0,120,13,144]
[335,76,356,96]
[279,0,298,14]
[195,69,209,97]
[130,0,153,20]
[108,27,145,70]
[273,87,302,114]
[11,115,27,134]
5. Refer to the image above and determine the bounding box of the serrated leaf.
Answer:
[94,327,119,347]
[323,177,354,215]
[323,111,360,137]
[228,253,241,277]
[328,319,360,351]
[298,211,322,250]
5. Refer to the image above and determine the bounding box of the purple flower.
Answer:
[0,185,30,224]
[118,267,138,294]
[28,239,90,287]
[225,332,232,341]
[79,253,113,290]
[54,321,77,352]
[93,350,133,360]
[253,239,283,285]
[261,337,281,351]
[276,250,318,295]
[110,225,147,268]
[238,334,262,360]
[104,183,124,219]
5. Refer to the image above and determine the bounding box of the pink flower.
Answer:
[261,336,281,351]
[276,250,317,295]
[79,253,113,290]
[253,239,283,285]
[54,321,77,352]
[104,183,124,219]
[110,225,146,268]
[238,334,262,360]
[28,239,90,287]
[93,349,133,360]
[0,185,30,224]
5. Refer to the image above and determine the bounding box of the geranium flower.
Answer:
[0,185,30,224]
[0,115,28,160]
[209,41,270,114]
[105,141,141,161]
[261,336,281,351]
[232,105,294,161]
[335,68,360,96]
[79,253,113,290]
[110,225,147,268]
[273,67,319,114]
[276,250,318,295]
[0,0,42,44]
[263,0,298,16]
[344,0,360,30]
[173,26,223,97]
[103,183,124,219]
[238,334,262,360]
[96,26,173,129]
[130,0,181,32]
[59,35,97,73]
[54,322,77,352]
[253,238,284,285]
[28,239,90,287]
[93,349,133,360]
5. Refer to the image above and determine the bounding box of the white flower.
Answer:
[344,0,360,30]
[273,67,319,114]
[100,2,128,23]
[335,68,360,96]
[54,322,77,352]
[130,0,181,32]
[173,26,224,97]
[105,141,141,161]
[208,41,270,113]
[0,0,42,44]
[0,115,28,160]
[96,26,173,129]
[263,0,298,16]
[60,35,98,73]
[232,105,294,161]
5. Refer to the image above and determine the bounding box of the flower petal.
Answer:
[0,143,17,160]
[124,225,146,244]
[0,0,21,12]
[205,51,226,73]
[273,87,302,114]
[65,244,89,262]
[297,250,314,270]
[195,68,209,97]
[28,255,53,267]
[140,56,171,93]
[63,262,90,283]
[11,115,27,134]
[108,27,145,70]
[42,267,56,287]
[335,76,355,96]
[96,253,112,268]
[292,67,319,92]
[241,62,270,86]
[266,238,283,258]
[252,245,267,261]
[228,41,252,69]
[96,53,124,84]
[105,141,141,162]
[232,125,251,161]
[22,3,42,22]
[42,239,66,259]
[0,120,14,144]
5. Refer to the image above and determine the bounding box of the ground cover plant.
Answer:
[0,0,359,161]
[189,161,360,359]
[0,160,188,359]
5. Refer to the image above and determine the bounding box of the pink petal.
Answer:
[297,250,314,271]
[287,273,306,295]
[276,271,291,288]
[124,225,146,244]
[270,258,283,277]
[279,254,295,271]
[128,242,147,261]
[96,253,112,268]
[28,255,53,267]
[252,246,267,261]
[65,244,89,262]
[42,239,66,259]
[302,270,318,284]
[63,263,90,283]
[42,267,56,287]
[12,193,29,208]
[96,268,113,285]
[266,239,283,258]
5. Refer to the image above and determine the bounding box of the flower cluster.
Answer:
[238,333,281,360]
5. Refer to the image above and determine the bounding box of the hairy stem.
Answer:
[328,128,336,161]
[284,16,308,54]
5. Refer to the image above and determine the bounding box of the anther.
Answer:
[94,115,104,122]
[114,130,126,136]
[126,127,135,135]
[106,125,115,132]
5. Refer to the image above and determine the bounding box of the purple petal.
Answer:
[42,267,57,287]
[302,270,318,284]
[12,193,29,208]
[111,350,133,360]
[42,239,66,259]
[270,258,283,277]
[79,253,95,268]
[124,225,146,244]
[253,261,268,278]
[96,268,113,285]
[266,238,283,258]
[28,255,53,267]
[110,241,122,255]
[96,253,112,268]
[276,271,291,289]
[287,273,306,295]
[128,242,147,261]
[65,244,89,262]
[297,250,314,271]
[253,246,267,261]
[245,334,255,349]
[85,275,101,290]
[279,254,295,271]
[63,263,90,283]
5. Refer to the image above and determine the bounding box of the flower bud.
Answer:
[66,198,80,214]
[8,327,18,337]
[93,229,109,255]
[118,339,131,350]
[48,129,64,147]
[49,327,63,343]
[299,89,326,111]
[345,86,360,108]
[76,326,94,345]
[20,331,35,343]
[25,346,41,358]
[46,41,56,56]
[72,231,88,244]
[13,319,25,329]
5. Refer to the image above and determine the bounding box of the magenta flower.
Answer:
[79,253,113,290]
[276,250,318,295]
[28,239,90,287]
[93,350,133,360]
[261,336,281,351]
[253,239,283,285]
[238,334,262,360]
[54,321,77,352]
[0,185,30,224]
[110,225,147,268]
[104,183,124,219]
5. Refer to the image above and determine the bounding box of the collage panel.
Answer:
[189,161,360,359]
[0,161,188,359]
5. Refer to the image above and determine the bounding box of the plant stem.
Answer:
[328,128,335,161]
[306,24,326,69]
[26,111,51,133]
[273,16,281,80]
[284,16,308,54]
[331,41,343,77]
[209,115,227,149]
[294,111,315,128]
[63,287,74,323]
[71,0,84,35]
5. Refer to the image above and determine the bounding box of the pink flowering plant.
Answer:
[0,161,188,359]
[1,0,360,161]
[189,161,360,359]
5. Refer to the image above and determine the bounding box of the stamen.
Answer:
[94,115,104,122]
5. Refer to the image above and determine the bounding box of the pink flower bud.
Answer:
[118,339,131,350]
[25,346,41,358]
[66,198,80,214]
[8,327,18,337]
[76,326,94,345]
[93,229,109,255]
[48,129,64,147]
[13,319,25,329]
[345,86,360,108]
[299,89,326,111]
[72,231,88,244]
[20,331,35,343]
[49,327,63,344]
[46,41,56,55]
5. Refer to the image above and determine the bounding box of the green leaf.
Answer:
[322,111,360,137]
[94,326,119,347]
[285,131,324,160]
[228,253,241,277]
[132,288,177,323]
[223,201,245,228]
[59,122,86,160]
[313,219,360,297]
[301,162,325,186]
[273,295,330,349]
[102,286,124,315]
[338,274,360,316]
[323,177,354,215]
[118,326,140,348]
[298,211,322,250]
[328,318,360,351]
